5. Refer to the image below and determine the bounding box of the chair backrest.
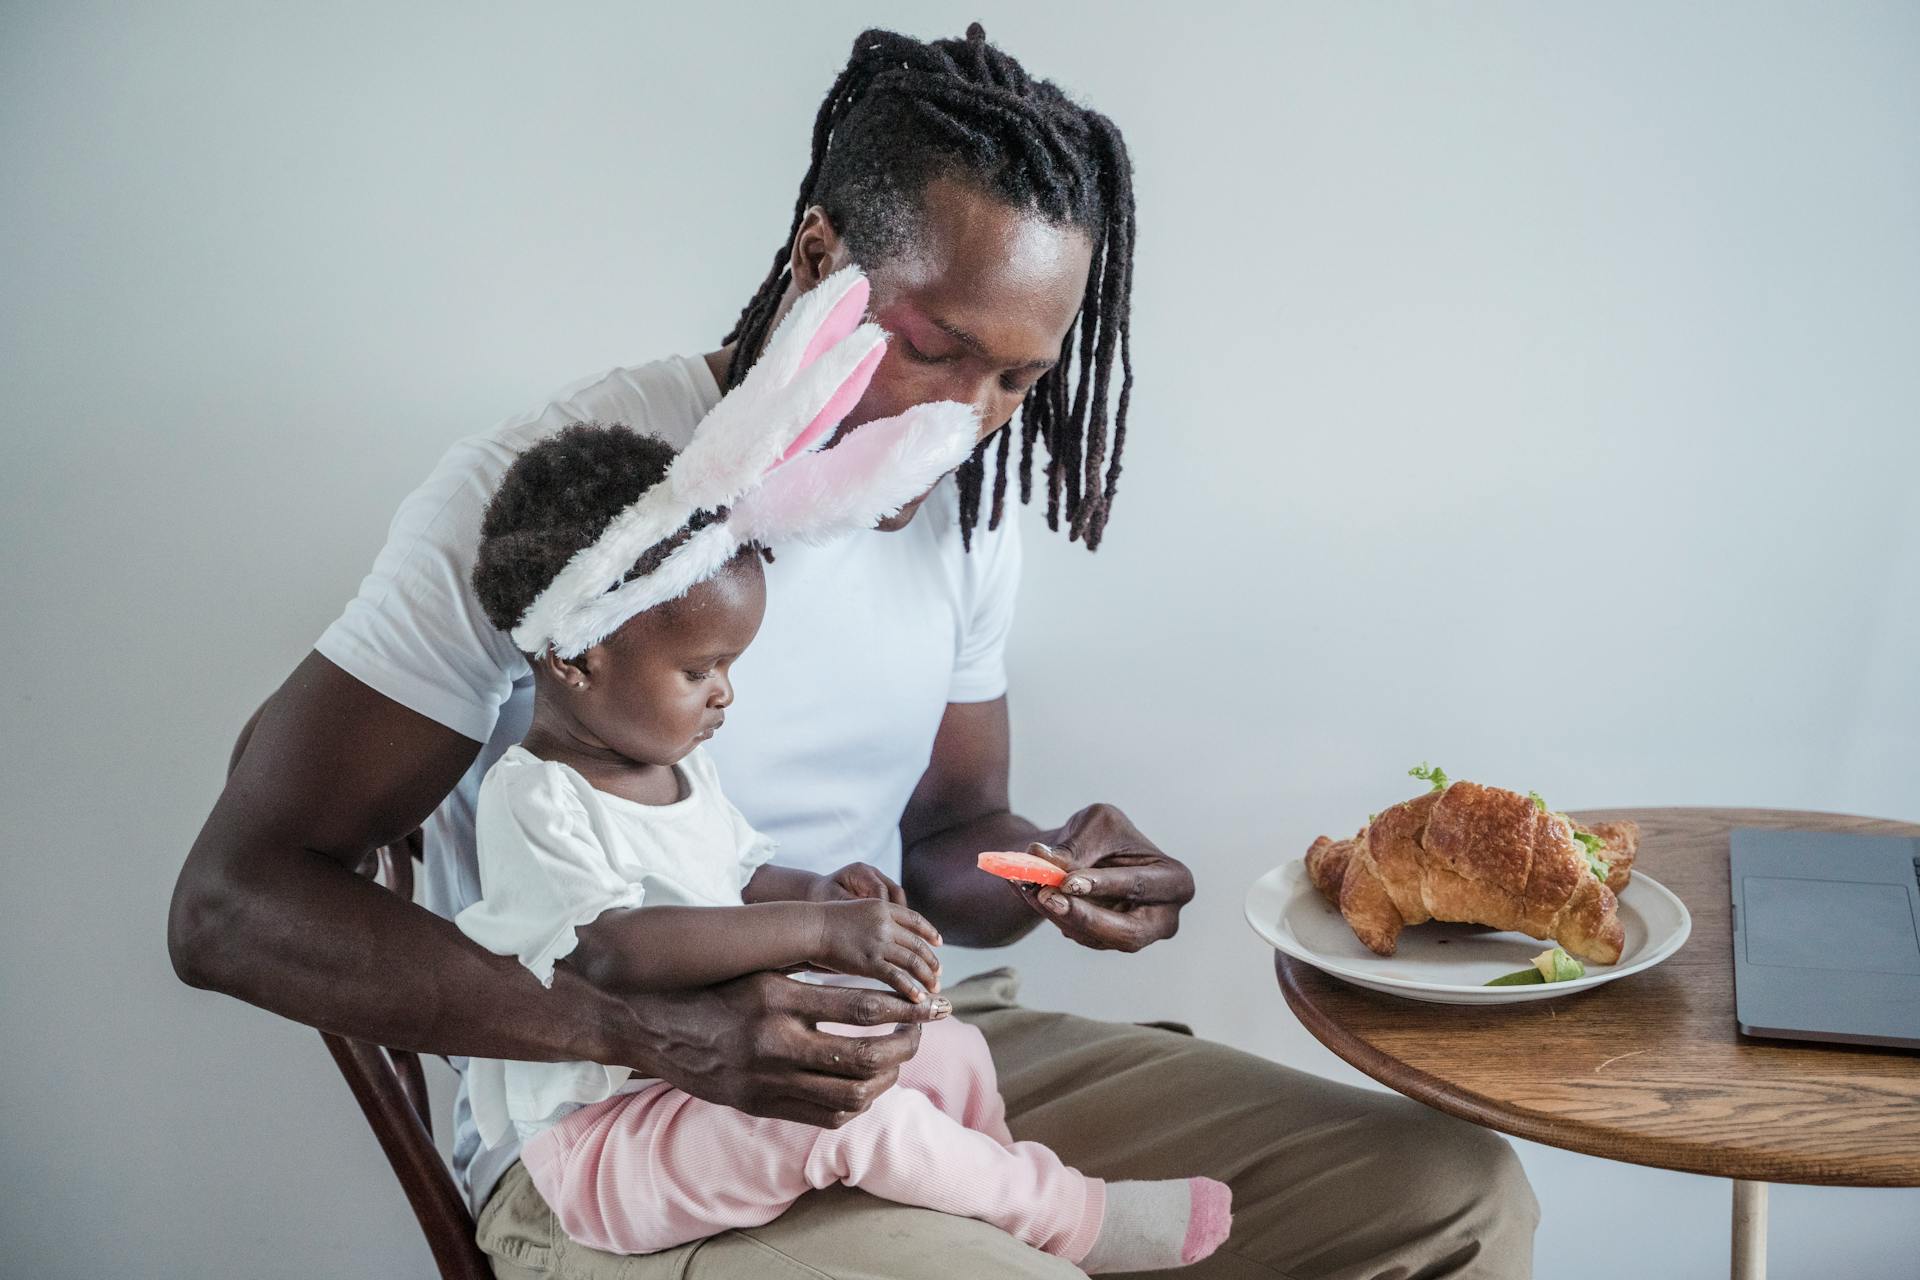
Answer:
[324,834,493,1280]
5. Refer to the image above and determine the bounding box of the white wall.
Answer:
[4,3,1916,1277]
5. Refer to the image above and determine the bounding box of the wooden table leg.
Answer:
[1731,1180,1768,1280]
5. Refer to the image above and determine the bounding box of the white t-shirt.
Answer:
[313,353,1021,1212]
[455,744,777,1148]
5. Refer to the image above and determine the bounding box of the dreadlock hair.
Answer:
[723,22,1136,551]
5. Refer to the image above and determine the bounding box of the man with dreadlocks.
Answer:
[172,23,1537,1280]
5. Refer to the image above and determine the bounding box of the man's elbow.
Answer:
[174,703,272,989]
[167,863,241,991]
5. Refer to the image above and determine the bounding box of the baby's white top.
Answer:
[455,744,776,1147]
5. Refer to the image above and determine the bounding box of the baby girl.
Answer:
[453,271,1231,1271]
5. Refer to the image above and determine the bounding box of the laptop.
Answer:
[1731,828,1920,1050]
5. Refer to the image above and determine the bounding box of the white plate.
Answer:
[1244,860,1692,1004]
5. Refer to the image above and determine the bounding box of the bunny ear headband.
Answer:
[511,267,980,659]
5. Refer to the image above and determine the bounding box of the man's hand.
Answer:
[628,971,947,1128]
[809,861,910,906]
[1016,803,1195,952]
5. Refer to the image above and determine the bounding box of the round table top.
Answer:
[1274,807,1920,1186]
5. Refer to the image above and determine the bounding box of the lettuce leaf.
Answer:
[1573,830,1608,882]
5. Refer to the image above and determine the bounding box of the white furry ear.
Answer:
[669,321,886,511]
[514,265,973,659]
[541,522,739,658]
[510,483,686,654]
[665,268,879,511]
[750,265,872,394]
[731,401,979,547]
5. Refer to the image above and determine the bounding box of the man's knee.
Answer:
[1308,1105,1537,1280]
[1454,1120,1538,1224]
[1392,1107,1540,1239]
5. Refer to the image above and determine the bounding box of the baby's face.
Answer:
[578,554,767,767]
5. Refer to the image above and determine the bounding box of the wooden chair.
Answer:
[323,832,494,1280]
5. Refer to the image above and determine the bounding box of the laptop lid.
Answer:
[1730,828,1920,1050]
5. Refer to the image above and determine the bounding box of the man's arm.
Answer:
[169,652,941,1127]
[170,651,584,1054]
[899,695,1198,952]
[898,697,1052,947]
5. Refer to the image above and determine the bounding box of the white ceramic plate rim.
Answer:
[1244,861,1693,995]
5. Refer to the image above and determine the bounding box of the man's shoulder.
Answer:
[512,354,717,450]
[389,353,718,549]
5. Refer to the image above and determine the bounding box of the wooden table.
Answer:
[1275,808,1920,1280]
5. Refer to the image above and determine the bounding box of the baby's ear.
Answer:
[535,646,590,690]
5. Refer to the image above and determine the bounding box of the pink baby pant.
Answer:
[520,1017,1107,1260]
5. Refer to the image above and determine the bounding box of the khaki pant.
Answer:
[477,969,1537,1279]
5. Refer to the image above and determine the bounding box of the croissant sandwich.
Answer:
[1304,765,1639,965]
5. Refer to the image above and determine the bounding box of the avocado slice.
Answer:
[1534,946,1585,982]
[1485,946,1586,987]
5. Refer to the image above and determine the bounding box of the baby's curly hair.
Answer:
[472,422,681,636]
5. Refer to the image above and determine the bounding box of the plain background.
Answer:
[4,2,1916,1276]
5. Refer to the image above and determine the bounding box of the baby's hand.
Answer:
[813,861,908,905]
[812,899,943,1003]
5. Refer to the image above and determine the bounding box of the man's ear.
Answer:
[789,206,852,291]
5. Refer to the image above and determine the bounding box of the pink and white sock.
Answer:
[1080,1177,1233,1274]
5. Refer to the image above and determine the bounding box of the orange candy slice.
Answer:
[976,850,1068,888]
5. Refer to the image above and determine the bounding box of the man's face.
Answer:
[830,178,1094,530]
[573,554,767,766]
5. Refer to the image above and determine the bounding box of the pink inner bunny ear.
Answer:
[795,276,871,373]
[775,340,884,467]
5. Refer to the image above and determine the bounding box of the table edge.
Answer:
[1276,953,1920,1187]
